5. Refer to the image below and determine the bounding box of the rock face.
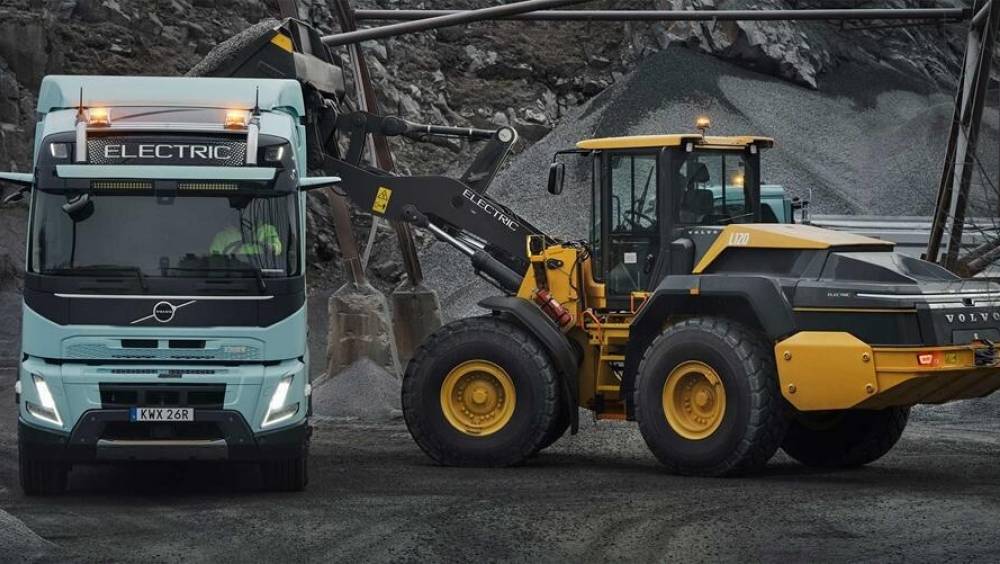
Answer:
[0,0,974,293]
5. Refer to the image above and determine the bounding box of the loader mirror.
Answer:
[547,162,565,195]
[299,176,342,191]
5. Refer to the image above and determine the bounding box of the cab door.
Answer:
[596,150,661,309]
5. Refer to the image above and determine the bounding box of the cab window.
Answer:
[604,153,659,297]
[675,152,751,225]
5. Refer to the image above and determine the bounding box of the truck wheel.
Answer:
[260,452,308,492]
[402,316,560,467]
[781,407,909,468]
[634,317,787,476]
[19,443,69,496]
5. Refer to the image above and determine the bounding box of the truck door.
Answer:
[598,151,661,309]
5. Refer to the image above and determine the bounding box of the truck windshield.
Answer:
[29,190,299,278]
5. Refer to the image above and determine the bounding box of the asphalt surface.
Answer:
[1,352,999,563]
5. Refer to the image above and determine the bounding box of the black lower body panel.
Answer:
[18,411,310,463]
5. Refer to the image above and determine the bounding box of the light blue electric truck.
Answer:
[1,75,339,494]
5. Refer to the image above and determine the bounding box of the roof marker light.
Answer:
[225,110,249,130]
[88,107,111,127]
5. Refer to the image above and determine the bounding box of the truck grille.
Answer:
[66,343,261,361]
[100,383,226,409]
[87,137,247,167]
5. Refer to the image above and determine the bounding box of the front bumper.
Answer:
[19,411,310,463]
[776,331,1000,411]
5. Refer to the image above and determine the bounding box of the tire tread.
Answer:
[634,316,787,476]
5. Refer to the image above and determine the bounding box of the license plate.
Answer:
[129,407,194,422]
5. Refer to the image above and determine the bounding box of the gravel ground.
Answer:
[1,356,999,563]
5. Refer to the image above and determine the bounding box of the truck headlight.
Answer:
[263,375,298,428]
[26,374,62,427]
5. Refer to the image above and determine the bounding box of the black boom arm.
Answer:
[327,156,550,292]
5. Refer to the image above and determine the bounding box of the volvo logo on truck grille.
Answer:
[88,138,246,166]
[131,300,196,325]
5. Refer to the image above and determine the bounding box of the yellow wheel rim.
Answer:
[440,360,516,437]
[662,360,727,440]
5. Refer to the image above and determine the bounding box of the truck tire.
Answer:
[260,452,308,492]
[781,407,909,468]
[19,443,69,496]
[634,317,787,476]
[403,316,560,467]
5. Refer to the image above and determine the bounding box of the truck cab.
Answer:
[3,76,331,494]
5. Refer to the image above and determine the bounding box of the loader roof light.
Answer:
[88,107,111,127]
[225,110,249,130]
[695,116,711,136]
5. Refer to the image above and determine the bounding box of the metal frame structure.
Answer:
[926,0,1000,274]
[352,7,968,23]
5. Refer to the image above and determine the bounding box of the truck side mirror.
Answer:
[299,176,342,191]
[547,162,565,195]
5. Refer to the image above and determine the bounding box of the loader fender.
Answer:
[479,296,581,433]
[622,275,796,418]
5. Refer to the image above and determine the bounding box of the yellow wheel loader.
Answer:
[205,19,1000,476]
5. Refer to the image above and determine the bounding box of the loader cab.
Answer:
[565,131,773,310]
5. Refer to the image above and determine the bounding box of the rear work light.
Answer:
[917,352,941,367]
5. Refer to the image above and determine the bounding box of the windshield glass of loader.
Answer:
[676,151,751,225]
[29,190,299,278]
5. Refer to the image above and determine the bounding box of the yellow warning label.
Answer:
[373,186,392,214]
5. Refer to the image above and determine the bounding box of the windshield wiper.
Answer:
[165,266,268,292]
[45,265,148,291]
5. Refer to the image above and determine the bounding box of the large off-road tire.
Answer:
[634,317,787,476]
[781,407,910,468]
[535,400,571,453]
[260,452,309,492]
[402,316,560,467]
[19,442,69,496]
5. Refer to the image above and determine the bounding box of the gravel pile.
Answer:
[311,358,402,421]
[421,45,998,321]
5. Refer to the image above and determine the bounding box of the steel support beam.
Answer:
[332,0,425,285]
[277,0,369,287]
[322,0,593,45]
[926,0,999,271]
[353,7,968,23]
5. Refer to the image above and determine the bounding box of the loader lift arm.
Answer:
[327,110,558,293]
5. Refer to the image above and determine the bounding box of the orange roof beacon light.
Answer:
[225,110,249,130]
[88,107,111,127]
[695,116,711,137]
